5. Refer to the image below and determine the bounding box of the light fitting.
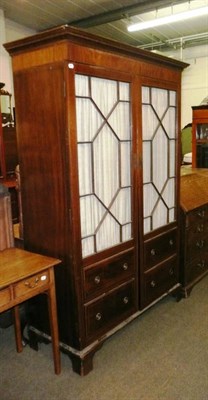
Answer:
[128,5,208,32]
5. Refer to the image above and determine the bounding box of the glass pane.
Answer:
[152,128,168,193]
[94,126,119,207]
[75,75,89,97]
[142,105,159,140]
[76,74,132,257]
[163,107,176,139]
[143,141,151,183]
[121,142,131,186]
[169,90,176,106]
[142,86,177,234]
[78,144,93,196]
[142,86,150,103]
[169,141,176,177]
[91,77,117,117]
[96,213,120,252]
[122,223,132,241]
[108,102,131,140]
[76,98,104,142]
[151,88,168,119]
[119,82,130,101]
[82,237,94,258]
[110,187,131,224]
[152,200,168,230]
[162,178,175,208]
[143,184,158,218]
[80,195,105,237]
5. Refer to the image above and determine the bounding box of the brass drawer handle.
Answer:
[150,280,156,288]
[95,312,102,321]
[151,249,156,256]
[123,296,129,304]
[94,275,101,284]
[169,268,174,276]
[169,239,174,246]
[24,277,39,289]
[123,263,128,271]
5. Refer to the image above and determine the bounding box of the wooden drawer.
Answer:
[144,229,177,271]
[84,250,135,299]
[142,256,178,307]
[85,280,136,339]
[0,287,11,310]
[186,206,208,227]
[186,230,208,262]
[14,270,49,298]
[184,257,208,284]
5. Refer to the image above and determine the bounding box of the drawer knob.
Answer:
[94,275,101,284]
[197,224,204,232]
[151,248,156,256]
[197,210,205,218]
[169,239,174,246]
[123,263,128,271]
[196,240,205,249]
[123,296,129,304]
[169,268,174,276]
[95,312,102,321]
[150,280,156,288]
[197,260,205,269]
[24,277,39,289]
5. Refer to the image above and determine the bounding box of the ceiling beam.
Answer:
[71,0,187,28]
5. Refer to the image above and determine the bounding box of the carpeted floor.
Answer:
[1,275,208,400]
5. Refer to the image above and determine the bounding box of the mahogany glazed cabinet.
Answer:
[5,26,187,375]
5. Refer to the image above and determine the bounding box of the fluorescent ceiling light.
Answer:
[128,6,208,32]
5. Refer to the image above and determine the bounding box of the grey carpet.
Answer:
[1,275,208,400]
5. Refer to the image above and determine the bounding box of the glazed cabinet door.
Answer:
[140,85,179,308]
[73,70,137,343]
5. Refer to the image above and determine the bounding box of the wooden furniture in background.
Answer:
[0,247,61,375]
[0,183,14,250]
[0,86,19,223]
[180,168,208,297]
[192,105,208,168]
[5,25,187,375]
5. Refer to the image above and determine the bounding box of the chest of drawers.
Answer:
[180,168,208,296]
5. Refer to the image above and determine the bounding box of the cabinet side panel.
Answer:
[14,65,67,255]
[13,65,81,347]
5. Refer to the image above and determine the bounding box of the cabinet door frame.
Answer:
[65,62,138,268]
[140,77,181,239]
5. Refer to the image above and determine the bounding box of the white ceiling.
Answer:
[0,0,208,51]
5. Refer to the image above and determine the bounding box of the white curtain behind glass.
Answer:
[142,86,177,234]
[75,74,132,258]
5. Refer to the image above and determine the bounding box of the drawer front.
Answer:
[85,280,136,339]
[184,257,208,284]
[144,230,177,270]
[186,206,208,227]
[84,251,135,299]
[186,230,208,262]
[142,257,178,308]
[14,270,49,298]
[0,287,11,310]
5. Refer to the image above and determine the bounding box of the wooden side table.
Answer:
[0,247,61,374]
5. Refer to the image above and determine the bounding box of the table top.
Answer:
[180,168,208,212]
[0,247,61,289]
